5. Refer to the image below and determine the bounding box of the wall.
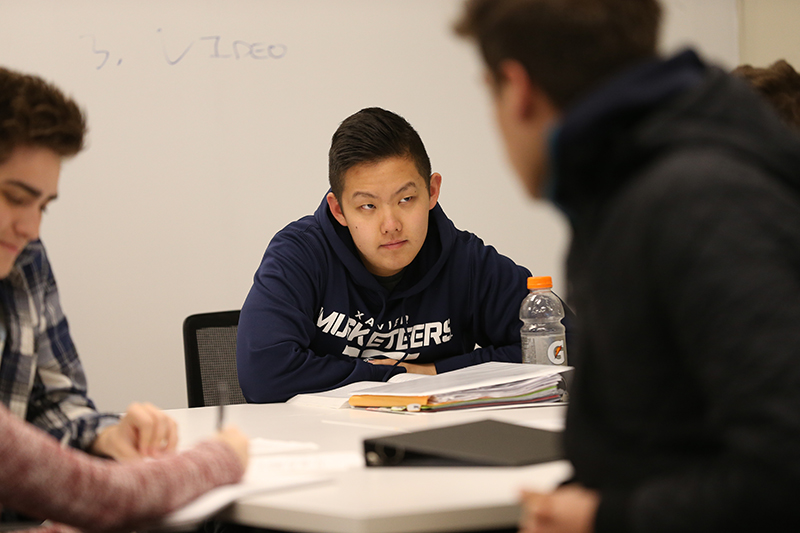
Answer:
[739,0,800,68]
[0,0,739,412]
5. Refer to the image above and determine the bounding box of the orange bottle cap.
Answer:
[527,276,553,289]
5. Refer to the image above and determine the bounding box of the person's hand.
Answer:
[398,362,436,375]
[91,402,178,461]
[519,485,599,533]
[367,358,437,375]
[213,425,250,471]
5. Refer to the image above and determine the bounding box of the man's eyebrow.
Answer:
[351,190,379,200]
[349,181,418,200]
[393,181,417,196]
[4,180,58,202]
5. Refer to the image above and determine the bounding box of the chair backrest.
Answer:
[183,310,248,408]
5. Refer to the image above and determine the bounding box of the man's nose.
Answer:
[381,209,402,234]
[14,207,41,242]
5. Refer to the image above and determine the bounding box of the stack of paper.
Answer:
[348,362,570,411]
[424,373,563,411]
[286,373,424,409]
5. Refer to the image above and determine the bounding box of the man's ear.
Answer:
[326,191,348,227]
[498,60,558,123]
[498,60,536,121]
[428,173,442,210]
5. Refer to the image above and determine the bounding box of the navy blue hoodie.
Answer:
[555,51,800,531]
[237,196,531,403]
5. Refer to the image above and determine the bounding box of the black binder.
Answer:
[363,419,564,467]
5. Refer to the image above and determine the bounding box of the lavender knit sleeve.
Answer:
[0,405,244,532]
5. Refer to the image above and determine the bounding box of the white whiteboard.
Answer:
[0,0,738,411]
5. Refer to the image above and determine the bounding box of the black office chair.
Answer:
[183,310,248,408]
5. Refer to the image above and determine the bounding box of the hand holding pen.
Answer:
[212,382,250,469]
[217,382,229,431]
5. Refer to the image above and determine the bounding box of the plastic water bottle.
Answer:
[520,276,567,365]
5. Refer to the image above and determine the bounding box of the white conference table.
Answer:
[168,402,571,533]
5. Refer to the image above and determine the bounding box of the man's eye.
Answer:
[400,196,413,204]
[3,192,27,206]
[361,204,375,210]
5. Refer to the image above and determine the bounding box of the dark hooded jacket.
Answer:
[557,50,800,532]
[237,197,531,403]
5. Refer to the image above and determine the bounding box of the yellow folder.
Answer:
[348,394,431,408]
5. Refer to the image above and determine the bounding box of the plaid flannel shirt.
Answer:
[0,240,118,451]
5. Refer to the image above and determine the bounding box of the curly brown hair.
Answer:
[733,60,800,130]
[0,66,86,165]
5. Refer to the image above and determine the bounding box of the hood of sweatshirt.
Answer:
[551,49,800,222]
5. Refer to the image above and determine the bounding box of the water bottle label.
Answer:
[522,334,567,365]
[547,340,566,365]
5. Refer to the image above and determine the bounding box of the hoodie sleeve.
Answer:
[237,226,403,403]
[433,235,533,374]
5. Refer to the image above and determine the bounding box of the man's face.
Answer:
[487,64,560,198]
[0,145,60,278]
[327,156,441,277]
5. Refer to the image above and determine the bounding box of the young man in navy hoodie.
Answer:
[237,107,534,403]
[457,0,800,532]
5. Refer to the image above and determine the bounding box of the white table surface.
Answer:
[168,402,571,533]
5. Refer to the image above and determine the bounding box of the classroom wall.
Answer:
[739,0,800,68]
[0,0,739,412]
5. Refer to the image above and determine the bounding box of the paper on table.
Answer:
[153,472,327,531]
[431,373,562,402]
[353,362,568,397]
[248,451,365,472]
[249,437,319,455]
[348,362,571,409]
[286,372,424,409]
[366,401,565,415]
[285,381,378,409]
[152,440,347,530]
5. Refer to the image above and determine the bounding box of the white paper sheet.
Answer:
[153,472,327,531]
[353,362,570,397]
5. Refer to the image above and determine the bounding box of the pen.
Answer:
[217,382,229,431]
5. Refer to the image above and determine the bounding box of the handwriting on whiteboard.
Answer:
[81,30,288,70]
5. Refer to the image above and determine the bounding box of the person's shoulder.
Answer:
[625,147,783,210]
[432,204,486,247]
[269,213,328,247]
[260,213,335,274]
[451,226,489,252]
[445,222,528,278]
[611,148,800,248]
[444,215,504,256]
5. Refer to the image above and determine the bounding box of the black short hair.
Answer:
[328,107,432,200]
